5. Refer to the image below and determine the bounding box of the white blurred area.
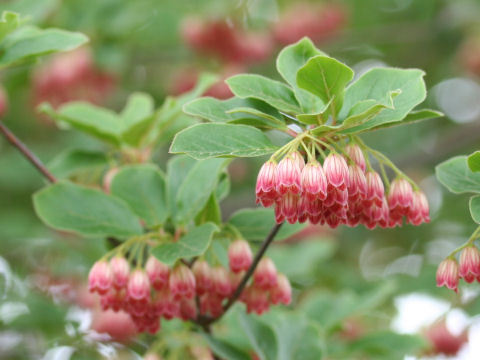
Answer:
[393,293,480,360]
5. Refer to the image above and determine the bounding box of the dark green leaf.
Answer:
[47,149,107,179]
[436,156,480,194]
[33,181,142,238]
[226,74,302,114]
[110,164,168,228]
[175,158,228,223]
[170,123,278,160]
[205,335,251,360]
[239,312,278,360]
[151,223,218,266]
[228,208,306,241]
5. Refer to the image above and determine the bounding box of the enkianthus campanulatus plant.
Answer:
[256,134,430,229]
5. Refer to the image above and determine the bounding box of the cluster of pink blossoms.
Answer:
[255,144,430,229]
[88,240,291,334]
[436,245,480,292]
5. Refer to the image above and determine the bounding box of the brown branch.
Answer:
[0,121,57,183]
[194,222,284,331]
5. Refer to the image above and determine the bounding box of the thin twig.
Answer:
[0,121,57,183]
[194,222,284,330]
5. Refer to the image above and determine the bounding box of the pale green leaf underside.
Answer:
[436,156,480,194]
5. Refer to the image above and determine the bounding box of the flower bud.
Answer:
[88,260,113,295]
[109,256,130,290]
[270,274,292,305]
[192,260,212,295]
[459,246,480,283]
[255,160,277,207]
[365,171,384,207]
[323,153,349,190]
[228,239,253,273]
[345,144,366,172]
[211,266,232,297]
[253,258,277,289]
[127,269,151,301]
[388,178,413,211]
[301,160,327,201]
[169,264,196,300]
[275,154,302,195]
[436,258,459,291]
[145,256,169,291]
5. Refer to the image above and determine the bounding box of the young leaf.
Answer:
[470,196,480,224]
[110,164,168,228]
[468,151,480,172]
[33,181,143,238]
[175,158,228,223]
[276,37,326,113]
[0,26,88,67]
[170,123,278,160]
[47,149,107,179]
[40,102,123,145]
[151,223,218,266]
[228,208,306,241]
[296,55,354,116]
[226,74,302,114]
[0,11,20,43]
[204,336,251,360]
[239,313,278,360]
[436,156,480,194]
[339,68,426,133]
[120,92,155,146]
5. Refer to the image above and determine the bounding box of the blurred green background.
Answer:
[1,0,480,359]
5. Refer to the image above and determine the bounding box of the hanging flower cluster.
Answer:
[436,243,480,292]
[256,135,430,229]
[88,239,291,334]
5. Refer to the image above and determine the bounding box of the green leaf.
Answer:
[0,11,20,43]
[205,336,251,360]
[276,37,326,113]
[226,74,302,114]
[470,196,480,224]
[33,181,142,238]
[0,26,88,67]
[120,92,155,146]
[363,108,443,132]
[296,99,332,125]
[338,68,426,133]
[183,96,285,130]
[110,165,168,228]
[47,149,107,179]
[40,102,122,145]
[239,313,278,360]
[195,193,222,226]
[296,55,354,116]
[468,151,480,172]
[436,156,480,194]
[170,123,278,160]
[175,158,228,223]
[228,208,306,241]
[151,223,218,266]
[166,155,197,218]
[340,90,400,129]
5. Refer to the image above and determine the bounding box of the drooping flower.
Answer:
[145,256,169,291]
[459,246,480,283]
[253,258,278,289]
[301,160,327,201]
[270,274,292,305]
[275,154,302,195]
[211,266,233,297]
[255,160,277,207]
[436,258,459,291]
[88,260,113,295]
[407,191,430,225]
[323,153,349,190]
[192,260,212,295]
[345,144,366,172]
[169,264,196,300]
[109,256,130,290]
[127,269,151,302]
